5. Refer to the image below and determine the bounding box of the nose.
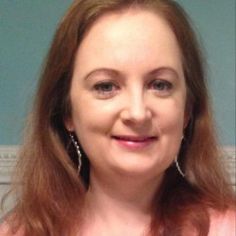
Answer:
[120,91,152,125]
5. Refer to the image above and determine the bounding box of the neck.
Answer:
[82,168,163,235]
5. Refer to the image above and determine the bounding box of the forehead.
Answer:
[80,8,178,50]
[74,8,183,77]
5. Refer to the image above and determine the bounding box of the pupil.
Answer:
[155,82,164,90]
[103,84,112,91]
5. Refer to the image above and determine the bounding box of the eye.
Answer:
[148,79,173,93]
[93,81,119,98]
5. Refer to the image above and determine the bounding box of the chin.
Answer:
[111,159,165,178]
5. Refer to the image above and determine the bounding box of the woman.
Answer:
[1,0,235,235]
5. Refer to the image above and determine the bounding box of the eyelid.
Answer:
[93,81,120,99]
[147,79,173,96]
[94,81,118,90]
[148,78,172,86]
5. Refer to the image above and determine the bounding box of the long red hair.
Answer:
[5,0,235,235]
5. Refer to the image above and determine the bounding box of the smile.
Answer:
[112,135,158,149]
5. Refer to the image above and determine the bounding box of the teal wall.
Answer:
[0,0,235,145]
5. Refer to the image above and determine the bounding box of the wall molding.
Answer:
[0,146,19,183]
[0,145,235,184]
[222,146,235,188]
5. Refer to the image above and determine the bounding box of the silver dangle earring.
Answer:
[175,135,185,177]
[175,156,185,178]
[69,132,82,174]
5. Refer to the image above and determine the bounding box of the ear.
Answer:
[184,112,190,129]
[183,103,192,129]
[64,117,75,132]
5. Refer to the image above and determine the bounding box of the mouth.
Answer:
[111,135,158,149]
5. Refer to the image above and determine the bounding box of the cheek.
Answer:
[71,98,118,137]
[157,100,186,135]
[156,101,185,160]
[70,100,118,165]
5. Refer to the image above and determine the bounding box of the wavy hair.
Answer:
[5,0,234,235]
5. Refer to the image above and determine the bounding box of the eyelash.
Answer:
[148,79,173,92]
[93,79,173,98]
[94,81,119,97]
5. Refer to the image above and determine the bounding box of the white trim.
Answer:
[223,146,235,158]
[0,146,19,183]
[222,146,235,187]
[0,145,235,184]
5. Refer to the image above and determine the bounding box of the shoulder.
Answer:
[208,208,236,236]
[0,221,24,236]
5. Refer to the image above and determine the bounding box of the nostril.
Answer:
[120,107,152,124]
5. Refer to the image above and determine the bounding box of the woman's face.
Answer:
[66,9,188,179]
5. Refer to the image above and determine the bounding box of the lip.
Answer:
[112,135,157,150]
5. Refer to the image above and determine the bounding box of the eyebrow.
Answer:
[83,66,180,81]
[147,67,180,79]
[83,68,122,80]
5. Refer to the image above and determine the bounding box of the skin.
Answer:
[0,7,235,236]
[67,8,187,180]
[66,8,188,235]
